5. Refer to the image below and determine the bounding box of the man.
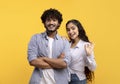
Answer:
[27,8,70,84]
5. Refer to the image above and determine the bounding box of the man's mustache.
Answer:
[48,24,56,27]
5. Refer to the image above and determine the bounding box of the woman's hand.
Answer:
[84,43,94,56]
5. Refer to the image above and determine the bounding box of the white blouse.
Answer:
[69,40,96,80]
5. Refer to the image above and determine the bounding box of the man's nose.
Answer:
[49,20,54,24]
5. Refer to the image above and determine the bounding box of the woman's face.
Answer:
[66,22,79,40]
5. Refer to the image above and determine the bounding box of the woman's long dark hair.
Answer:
[66,19,94,83]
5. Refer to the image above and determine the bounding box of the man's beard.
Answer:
[45,24,59,32]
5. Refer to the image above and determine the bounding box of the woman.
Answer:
[65,19,96,84]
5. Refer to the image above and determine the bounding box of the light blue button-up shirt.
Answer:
[27,32,71,84]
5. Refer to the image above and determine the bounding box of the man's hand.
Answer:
[58,53,65,59]
[29,57,52,69]
[43,55,67,69]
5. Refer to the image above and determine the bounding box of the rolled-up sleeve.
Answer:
[86,52,97,71]
[27,35,38,62]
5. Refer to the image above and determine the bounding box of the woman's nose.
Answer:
[69,29,73,33]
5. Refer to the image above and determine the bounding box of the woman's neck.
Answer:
[71,37,80,48]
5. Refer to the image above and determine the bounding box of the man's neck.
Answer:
[47,31,57,38]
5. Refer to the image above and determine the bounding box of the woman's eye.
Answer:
[71,27,76,30]
[66,28,70,31]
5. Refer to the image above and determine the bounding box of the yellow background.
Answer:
[0,0,120,84]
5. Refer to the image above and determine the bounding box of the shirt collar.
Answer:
[70,40,83,48]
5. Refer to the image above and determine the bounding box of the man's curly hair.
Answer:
[41,8,63,24]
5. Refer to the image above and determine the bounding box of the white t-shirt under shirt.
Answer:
[40,37,55,84]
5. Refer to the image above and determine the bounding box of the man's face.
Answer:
[44,18,60,32]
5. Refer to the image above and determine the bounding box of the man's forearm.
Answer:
[29,58,52,69]
[43,57,67,69]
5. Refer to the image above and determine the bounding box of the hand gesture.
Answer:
[84,43,94,56]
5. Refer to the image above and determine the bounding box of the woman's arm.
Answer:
[85,43,97,71]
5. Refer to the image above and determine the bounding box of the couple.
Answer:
[27,8,96,84]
